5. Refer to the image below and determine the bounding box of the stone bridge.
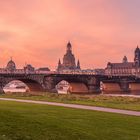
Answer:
[0,72,140,93]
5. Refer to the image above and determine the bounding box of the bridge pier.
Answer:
[88,85,100,93]
[0,85,4,94]
[43,77,57,93]
[87,77,101,93]
[0,88,4,94]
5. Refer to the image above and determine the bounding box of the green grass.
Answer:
[1,92,140,111]
[0,101,139,140]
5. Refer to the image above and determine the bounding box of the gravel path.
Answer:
[0,98,140,116]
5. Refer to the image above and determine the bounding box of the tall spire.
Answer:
[57,59,61,71]
[67,41,72,52]
[10,56,12,61]
[134,45,140,66]
[135,45,139,53]
[77,59,81,69]
[58,59,61,65]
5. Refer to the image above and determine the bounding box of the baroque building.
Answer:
[6,58,16,72]
[105,46,140,76]
[57,42,81,71]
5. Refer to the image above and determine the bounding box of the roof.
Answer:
[108,62,134,68]
[38,67,50,71]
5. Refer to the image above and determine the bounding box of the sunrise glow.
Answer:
[0,0,140,69]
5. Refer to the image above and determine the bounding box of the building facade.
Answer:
[57,42,81,71]
[105,46,140,76]
[6,58,16,72]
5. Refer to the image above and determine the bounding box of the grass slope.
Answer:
[0,101,140,140]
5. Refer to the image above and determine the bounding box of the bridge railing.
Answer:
[104,73,137,77]
[0,70,100,75]
[0,69,140,77]
[0,70,57,75]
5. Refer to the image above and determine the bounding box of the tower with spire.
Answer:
[77,59,81,69]
[122,56,128,63]
[57,59,62,71]
[57,42,81,71]
[6,57,16,72]
[134,45,140,66]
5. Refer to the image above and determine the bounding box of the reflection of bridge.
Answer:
[1,70,140,93]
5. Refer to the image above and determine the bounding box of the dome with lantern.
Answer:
[6,58,16,71]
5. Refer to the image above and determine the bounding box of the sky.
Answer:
[0,0,140,70]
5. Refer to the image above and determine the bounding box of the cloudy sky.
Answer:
[0,0,140,69]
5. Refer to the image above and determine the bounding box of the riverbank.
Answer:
[1,92,140,111]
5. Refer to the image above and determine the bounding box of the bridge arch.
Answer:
[43,75,101,93]
[55,80,88,94]
[3,78,44,93]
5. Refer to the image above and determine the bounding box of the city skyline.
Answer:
[0,0,140,69]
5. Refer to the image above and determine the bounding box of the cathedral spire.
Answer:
[77,59,81,69]
[58,59,61,65]
[10,56,13,61]
[67,41,72,52]
[135,45,139,53]
[134,45,140,66]
[57,59,61,71]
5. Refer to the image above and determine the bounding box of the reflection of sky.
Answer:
[0,0,139,69]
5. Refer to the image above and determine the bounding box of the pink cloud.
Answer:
[0,0,139,69]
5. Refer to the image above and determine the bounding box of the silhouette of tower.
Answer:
[122,56,128,63]
[57,42,81,71]
[77,59,81,69]
[134,46,140,66]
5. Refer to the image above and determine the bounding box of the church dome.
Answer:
[6,59,16,71]
[57,42,81,71]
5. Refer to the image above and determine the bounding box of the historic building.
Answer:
[24,64,35,73]
[105,46,140,76]
[57,42,81,71]
[6,58,16,72]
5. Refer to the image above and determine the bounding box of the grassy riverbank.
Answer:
[0,101,139,140]
[1,92,140,111]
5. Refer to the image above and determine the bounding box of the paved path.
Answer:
[0,98,140,116]
[105,94,140,98]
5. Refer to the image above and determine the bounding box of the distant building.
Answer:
[37,67,50,71]
[36,67,50,74]
[57,42,81,71]
[24,64,35,73]
[94,69,105,75]
[6,58,16,72]
[81,69,105,75]
[105,46,140,76]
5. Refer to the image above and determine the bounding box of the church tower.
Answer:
[57,59,62,71]
[57,42,81,71]
[77,59,81,69]
[62,42,76,69]
[134,46,140,66]
[122,56,128,63]
[67,42,72,53]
